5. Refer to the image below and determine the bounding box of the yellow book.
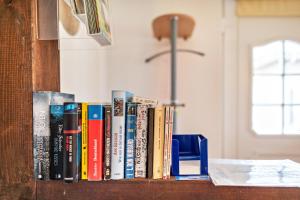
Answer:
[153,106,165,179]
[81,103,88,180]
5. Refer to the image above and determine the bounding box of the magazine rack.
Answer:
[171,134,208,176]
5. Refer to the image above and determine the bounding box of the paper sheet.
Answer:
[209,159,300,187]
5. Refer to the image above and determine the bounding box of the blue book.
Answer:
[111,90,134,179]
[125,103,137,179]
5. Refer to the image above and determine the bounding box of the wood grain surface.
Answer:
[37,179,300,200]
[0,0,59,199]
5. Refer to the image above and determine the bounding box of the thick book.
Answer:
[134,104,148,178]
[33,91,74,180]
[81,103,88,180]
[147,108,155,179]
[162,106,170,179]
[63,103,80,183]
[104,105,112,180]
[125,103,137,179]
[49,105,64,180]
[88,104,104,181]
[111,90,133,179]
[152,106,165,179]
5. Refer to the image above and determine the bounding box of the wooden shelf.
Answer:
[37,179,300,200]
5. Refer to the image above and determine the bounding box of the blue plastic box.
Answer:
[171,134,208,176]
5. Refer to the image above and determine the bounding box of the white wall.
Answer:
[60,0,224,158]
[107,0,224,157]
[59,0,109,102]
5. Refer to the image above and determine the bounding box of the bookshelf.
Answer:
[1,1,300,200]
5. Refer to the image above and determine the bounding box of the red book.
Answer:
[88,104,104,181]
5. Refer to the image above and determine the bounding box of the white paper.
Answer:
[209,159,300,187]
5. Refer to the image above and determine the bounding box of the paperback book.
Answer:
[125,103,137,179]
[111,90,133,179]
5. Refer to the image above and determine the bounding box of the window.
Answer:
[252,40,300,135]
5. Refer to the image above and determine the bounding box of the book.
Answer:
[81,103,88,180]
[77,103,82,180]
[84,0,112,45]
[88,104,104,181]
[125,103,137,179]
[63,103,80,183]
[166,106,175,178]
[162,106,170,179]
[33,91,74,180]
[152,106,165,179]
[134,104,148,178]
[147,108,155,179]
[132,96,158,106]
[104,105,112,180]
[49,105,64,180]
[111,90,133,179]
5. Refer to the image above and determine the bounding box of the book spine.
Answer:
[147,108,155,179]
[163,106,170,179]
[135,104,148,178]
[152,107,165,179]
[76,103,82,181]
[50,105,64,180]
[125,103,137,179]
[111,91,133,179]
[88,104,104,181]
[104,105,112,180]
[63,103,79,182]
[166,107,175,178]
[81,103,88,180]
[33,92,50,180]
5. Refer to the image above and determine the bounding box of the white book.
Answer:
[111,90,133,179]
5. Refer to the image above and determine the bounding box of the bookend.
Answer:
[171,134,208,176]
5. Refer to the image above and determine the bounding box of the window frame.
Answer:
[250,38,300,136]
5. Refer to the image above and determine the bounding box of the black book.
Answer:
[33,91,74,180]
[63,102,80,183]
[104,105,112,180]
[49,105,64,180]
[147,107,155,178]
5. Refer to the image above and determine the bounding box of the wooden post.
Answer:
[0,0,59,199]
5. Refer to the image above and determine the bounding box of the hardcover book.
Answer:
[63,103,80,183]
[88,104,104,181]
[135,104,148,178]
[81,103,88,180]
[104,105,112,180]
[125,103,137,179]
[111,90,133,179]
[33,91,74,180]
[49,105,64,180]
[152,106,165,179]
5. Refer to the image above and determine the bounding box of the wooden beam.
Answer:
[0,0,60,199]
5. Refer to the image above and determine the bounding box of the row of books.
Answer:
[33,90,174,182]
